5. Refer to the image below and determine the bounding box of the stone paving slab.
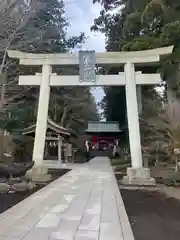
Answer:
[0,157,134,240]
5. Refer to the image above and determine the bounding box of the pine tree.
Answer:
[92,0,180,163]
[12,0,85,53]
[0,0,98,161]
[3,0,87,133]
[92,0,180,123]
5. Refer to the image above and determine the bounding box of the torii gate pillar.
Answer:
[123,62,154,185]
[125,62,142,168]
[33,65,51,166]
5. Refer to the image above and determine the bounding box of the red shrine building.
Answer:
[85,121,122,157]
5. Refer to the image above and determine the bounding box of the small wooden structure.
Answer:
[22,118,71,163]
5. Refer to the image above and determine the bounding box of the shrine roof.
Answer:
[22,118,71,136]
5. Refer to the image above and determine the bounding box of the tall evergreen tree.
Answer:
[0,0,99,160]
[92,0,180,161]
[92,0,180,124]
[12,0,85,53]
[3,0,97,133]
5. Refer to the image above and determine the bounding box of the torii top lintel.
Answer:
[8,46,173,66]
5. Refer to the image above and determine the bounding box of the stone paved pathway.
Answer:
[0,157,134,240]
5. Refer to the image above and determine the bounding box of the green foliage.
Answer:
[141,2,165,32]
[101,86,126,126]
[111,158,131,166]
[123,12,141,38]
[111,157,131,173]
[114,163,131,172]
[160,21,180,47]
[162,172,180,186]
[11,0,85,53]
[1,102,35,132]
[11,133,33,162]
[1,0,96,135]
[122,35,160,51]
[0,0,99,161]
[92,0,180,129]
[93,0,180,54]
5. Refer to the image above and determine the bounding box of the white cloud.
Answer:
[64,0,105,52]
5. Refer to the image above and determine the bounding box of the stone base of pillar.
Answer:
[123,167,156,186]
[25,165,52,183]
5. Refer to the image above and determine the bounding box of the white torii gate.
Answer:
[8,46,173,185]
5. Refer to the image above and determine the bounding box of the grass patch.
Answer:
[114,163,131,172]
[162,172,180,186]
[111,158,131,173]
[111,158,130,166]
[151,165,180,187]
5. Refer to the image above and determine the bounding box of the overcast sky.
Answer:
[65,0,105,52]
[64,0,105,109]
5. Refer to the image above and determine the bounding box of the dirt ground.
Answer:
[121,189,180,240]
[0,168,69,214]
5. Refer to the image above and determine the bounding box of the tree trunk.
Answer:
[60,105,68,126]
[0,73,6,162]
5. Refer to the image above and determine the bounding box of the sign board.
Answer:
[79,50,96,83]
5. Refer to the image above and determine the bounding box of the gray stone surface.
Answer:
[123,167,156,186]
[0,157,134,240]
[26,165,52,183]
[127,167,151,179]
[123,176,156,185]
[74,230,98,240]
